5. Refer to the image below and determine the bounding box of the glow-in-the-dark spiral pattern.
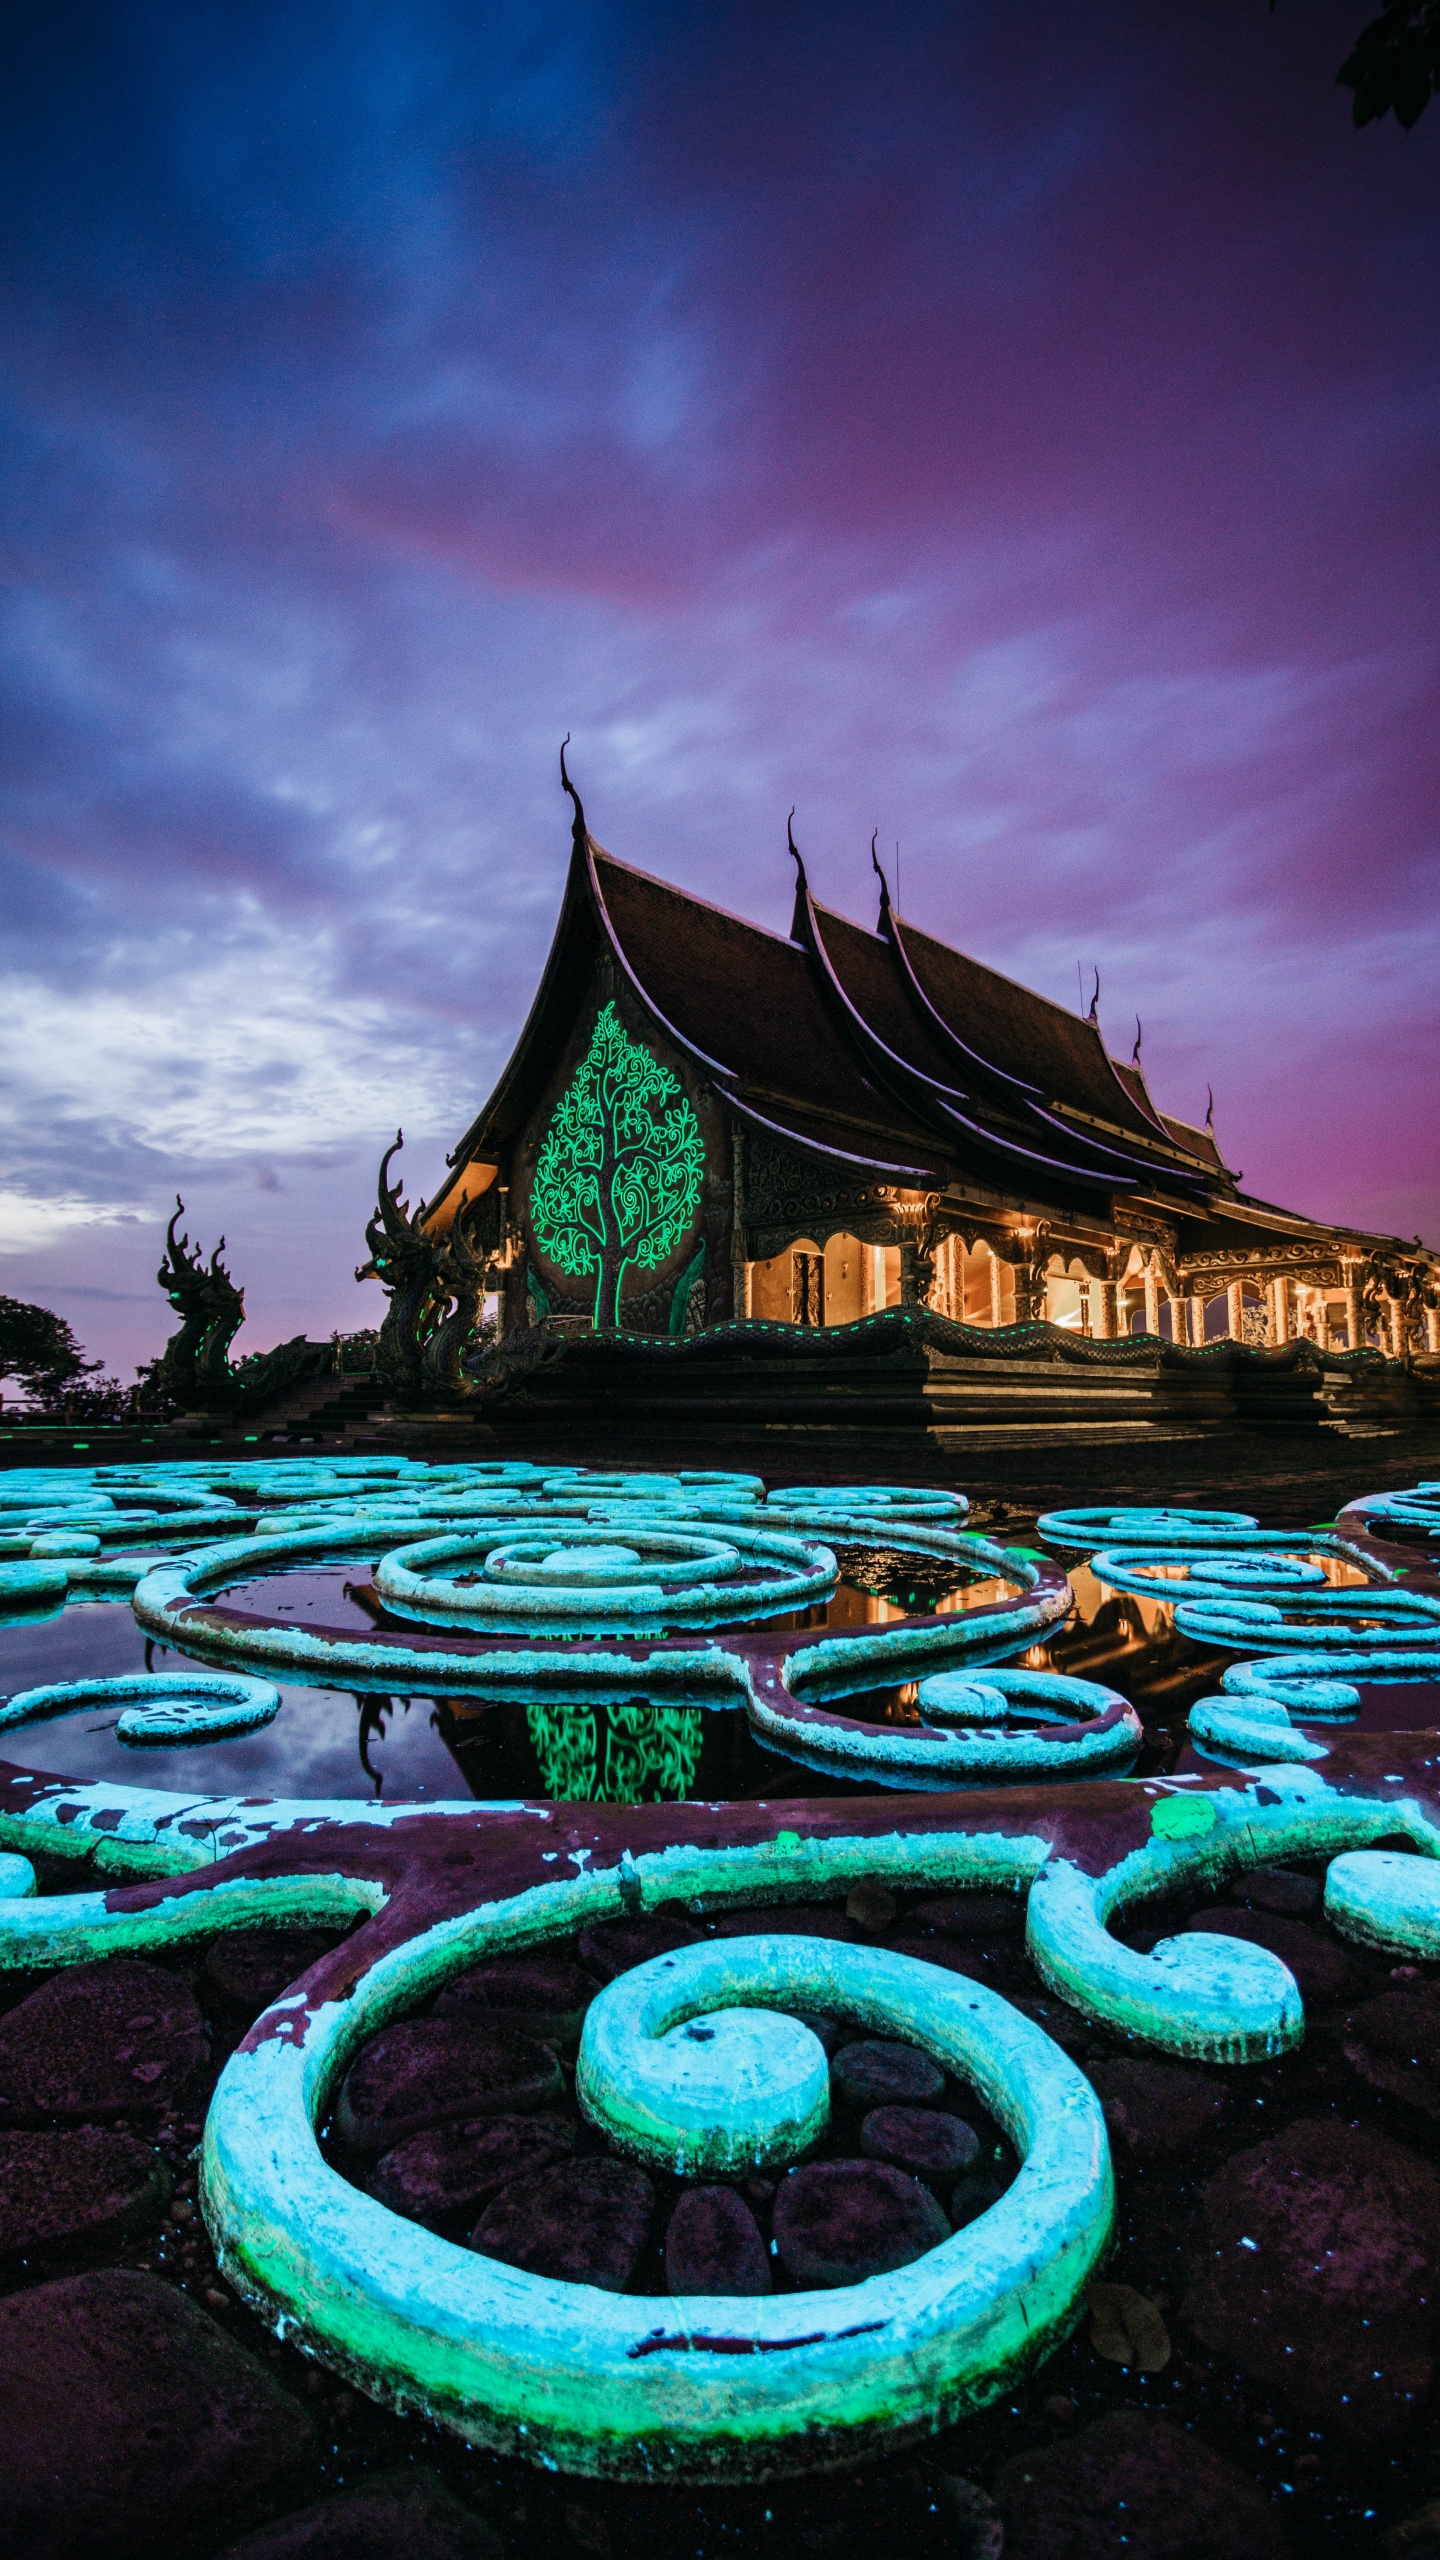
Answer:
[373,1519,838,1635]
[0,1672,281,1746]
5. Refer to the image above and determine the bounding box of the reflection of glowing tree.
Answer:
[525,1699,703,1804]
[530,1005,704,1330]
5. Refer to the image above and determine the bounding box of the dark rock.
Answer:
[845,1880,896,1929]
[773,2158,949,2287]
[859,2104,979,2179]
[1231,1866,1321,1918]
[0,2268,312,2559]
[664,2184,771,2295]
[471,2156,654,2289]
[215,2469,501,2560]
[831,2038,945,2109]
[371,2112,577,2229]
[1184,2116,1440,2440]
[0,1960,208,2127]
[1342,1981,1440,2119]
[789,2009,845,2054]
[935,2474,1003,2560]
[0,2127,171,2261]
[1181,1907,1360,2008]
[202,1930,345,2018]
[910,1892,1023,1939]
[949,2170,1008,2229]
[1380,2498,1440,2559]
[335,2019,562,2155]
[434,1948,596,2041]
[705,1904,859,1942]
[577,1916,701,1980]
[1089,2058,1226,2159]
[884,1932,1033,1999]
[992,2409,1290,2559]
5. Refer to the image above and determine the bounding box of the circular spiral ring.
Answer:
[202,1915,1113,2481]
[0,1671,281,1746]
[373,1520,838,1635]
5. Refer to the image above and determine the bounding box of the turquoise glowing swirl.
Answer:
[373,1519,837,1634]
[0,1672,281,1746]
[751,1667,1137,1789]
[200,1909,1114,2482]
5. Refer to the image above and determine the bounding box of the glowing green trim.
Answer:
[530,1004,704,1329]
[200,1862,1112,2483]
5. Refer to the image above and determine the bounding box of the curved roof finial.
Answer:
[786,806,801,868]
[1205,1084,1215,1131]
[1132,1016,1143,1064]
[1087,966,1101,1025]
[871,829,893,926]
[559,733,587,849]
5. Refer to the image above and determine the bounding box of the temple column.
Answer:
[1427,1301,1440,1355]
[989,1252,1004,1327]
[1143,1262,1162,1337]
[1389,1297,1406,1359]
[898,1243,919,1307]
[1165,1289,1184,1345]
[1093,1278,1117,1339]
[1227,1281,1245,1341]
[1269,1274,1290,1345]
[1190,1293,1208,1347]
[1341,1263,1362,1351]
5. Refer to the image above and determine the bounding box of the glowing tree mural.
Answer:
[530,1003,705,1329]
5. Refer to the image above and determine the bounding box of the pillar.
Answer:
[1389,1297,1406,1360]
[989,1251,1004,1328]
[1093,1278,1117,1339]
[1189,1293,1208,1347]
[1225,1281,1244,1341]
[1427,1302,1440,1355]
[898,1242,918,1307]
[1342,1265,1362,1352]
[1143,1262,1161,1337]
[1270,1274,1290,1345]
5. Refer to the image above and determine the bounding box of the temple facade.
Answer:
[424,771,1439,1360]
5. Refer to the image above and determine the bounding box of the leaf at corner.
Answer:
[1088,2281,1172,2371]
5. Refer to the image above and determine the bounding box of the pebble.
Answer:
[992,2409,1291,2559]
[772,2158,949,2287]
[576,1916,700,1980]
[0,2126,171,2261]
[434,1948,596,2041]
[844,1881,897,1929]
[1088,2280,1171,2371]
[1184,2116,1440,2439]
[471,2156,654,2290]
[1231,1866,1321,1917]
[0,1959,209,2126]
[202,1931,347,2019]
[214,2468,502,2559]
[831,2039,945,2109]
[934,2474,1003,2560]
[0,2268,312,2559]
[371,2112,577,2229]
[859,2104,979,2179]
[664,2184,771,2295]
[1342,1980,1440,2119]
[1181,1907,1360,2008]
[1089,2057,1225,2159]
[335,2019,562,2154]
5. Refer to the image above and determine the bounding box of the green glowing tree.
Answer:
[530,1003,704,1330]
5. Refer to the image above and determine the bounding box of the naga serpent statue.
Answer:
[156,1200,332,1418]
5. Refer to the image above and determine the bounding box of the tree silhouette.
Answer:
[530,1004,705,1330]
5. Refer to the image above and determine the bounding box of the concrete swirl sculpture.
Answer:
[5,1465,1440,2478]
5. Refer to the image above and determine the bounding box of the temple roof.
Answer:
[439,780,1386,1241]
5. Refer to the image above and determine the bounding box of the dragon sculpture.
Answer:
[156,1201,332,1417]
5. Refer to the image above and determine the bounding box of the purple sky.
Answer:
[2,2,1437,1377]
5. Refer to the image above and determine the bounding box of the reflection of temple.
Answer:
[426,772,1438,1358]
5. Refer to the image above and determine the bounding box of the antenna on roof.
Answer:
[1132,1016,1143,1064]
[1087,967,1101,1025]
[1205,1084,1215,1131]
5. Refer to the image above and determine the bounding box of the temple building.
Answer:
[424,771,1439,1360]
